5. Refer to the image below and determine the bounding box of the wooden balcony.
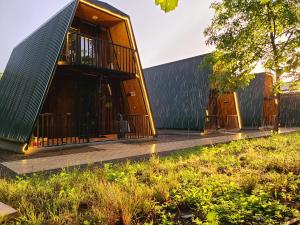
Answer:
[59,32,137,75]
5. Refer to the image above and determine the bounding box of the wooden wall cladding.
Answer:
[109,21,136,74]
[262,74,277,126]
[42,73,77,115]
[217,93,240,129]
[263,74,274,97]
[109,21,131,48]
[75,2,122,27]
[121,79,147,115]
[206,91,240,130]
[71,4,154,134]
[109,21,149,116]
[263,99,277,126]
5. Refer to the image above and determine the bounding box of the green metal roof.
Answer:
[86,0,129,17]
[237,73,266,128]
[144,55,211,130]
[0,0,78,150]
[280,92,300,127]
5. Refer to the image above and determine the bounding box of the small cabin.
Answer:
[144,54,241,131]
[144,54,296,132]
[237,73,300,128]
[0,0,156,153]
[237,73,277,128]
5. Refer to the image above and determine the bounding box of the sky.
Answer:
[0,0,215,71]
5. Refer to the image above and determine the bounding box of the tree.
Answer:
[0,70,3,80]
[204,0,300,132]
[155,0,179,12]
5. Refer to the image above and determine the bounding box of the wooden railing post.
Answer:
[62,32,136,74]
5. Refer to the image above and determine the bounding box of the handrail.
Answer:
[60,32,137,74]
[78,32,134,51]
[30,113,152,148]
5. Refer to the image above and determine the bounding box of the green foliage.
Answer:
[203,52,256,92]
[204,0,300,93]
[154,0,179,12]
[0,70,3,80]
[1,132,300,224]
[282,73,300,91]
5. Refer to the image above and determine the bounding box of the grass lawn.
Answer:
[0,132,300,225]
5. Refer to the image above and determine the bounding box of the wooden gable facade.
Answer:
[0,0,156,153]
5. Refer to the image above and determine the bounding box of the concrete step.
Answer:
[0,202,17,218]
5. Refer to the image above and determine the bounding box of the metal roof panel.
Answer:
[144,55,211,130]
[0,0,78,148]
[84,0,129,18]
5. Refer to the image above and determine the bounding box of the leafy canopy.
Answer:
[155,0,179,12]
[204,0,300,93]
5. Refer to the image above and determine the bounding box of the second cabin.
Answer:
[144,54,284,131]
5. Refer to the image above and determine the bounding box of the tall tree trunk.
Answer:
[267,5,280,132]
[273,73,281,132]
[274,92,281,132]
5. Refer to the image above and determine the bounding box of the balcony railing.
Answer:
[30,113,152,148]
[60,32,137,74]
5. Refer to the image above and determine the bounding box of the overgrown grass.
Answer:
[1,132,300,224]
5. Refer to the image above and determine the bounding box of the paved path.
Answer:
[0,202,17,218]
[1,128,299,175]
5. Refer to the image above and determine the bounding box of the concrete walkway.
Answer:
[0,202,17,218]
[1,128,299,175]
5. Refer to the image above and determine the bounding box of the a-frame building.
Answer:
[144,55,290,131]
[144,55,242,131]
[0,0,156,153]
